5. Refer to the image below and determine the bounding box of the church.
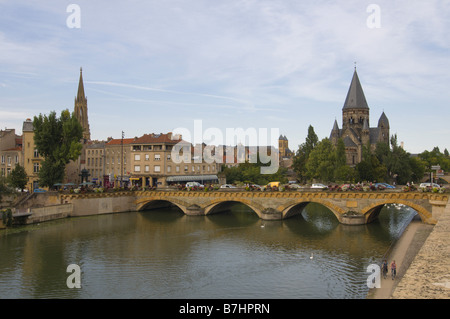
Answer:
[330,69,390,166]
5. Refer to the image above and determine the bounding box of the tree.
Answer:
[33,110,83,187]
[385,134,412,185]
[8,164,28,191]
[293,125,318,182]
[305,138,335,182]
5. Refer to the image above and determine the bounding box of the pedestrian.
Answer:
[382,259,388,279]
[390,260,397,280]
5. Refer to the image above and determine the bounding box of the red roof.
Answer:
[106,138,135,145]
[133,133,182,144]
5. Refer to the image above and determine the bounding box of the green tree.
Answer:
[33,110,83,187]
[8,164,28,191]
[409,156,426,183]
[305,138,335,182]
[385,134,412,185]
[293,125,318,183]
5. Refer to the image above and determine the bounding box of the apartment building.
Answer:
[129,132,220,187]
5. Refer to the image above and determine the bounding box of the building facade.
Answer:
[330,69,390,166]
[129,133,220,187]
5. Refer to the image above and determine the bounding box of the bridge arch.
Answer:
[204,199,264,218]
[361,200,434,224]
[136,197,191,215]
[280,199,346,222]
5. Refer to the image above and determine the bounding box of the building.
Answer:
[278,135,293,162]
[0,128,22,179]
[129,132,220,187]
[330,69,390,166]
[66,67,91,184]
[22,119,43,190]
[103,137,134,187]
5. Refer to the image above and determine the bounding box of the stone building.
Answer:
[129,133,220,187]
[0,128,22,179]
[330,69,390,166]
[22,119,43,190]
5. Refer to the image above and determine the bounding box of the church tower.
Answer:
[74,67,90,142]
[341,68,370,136]
[329,67,390,167]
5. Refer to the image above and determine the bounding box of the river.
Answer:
[0,203,417,299]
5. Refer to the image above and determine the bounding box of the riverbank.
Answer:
[367,214,434,299]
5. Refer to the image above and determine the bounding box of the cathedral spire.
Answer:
[342,69,369,110]
[77,67,85,102]
[74,67,90,141]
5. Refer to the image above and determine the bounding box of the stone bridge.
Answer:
[134,190,449,225]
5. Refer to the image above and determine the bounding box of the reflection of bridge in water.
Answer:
[134,190,449,225]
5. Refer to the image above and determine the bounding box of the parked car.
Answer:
[186,182,204,188]
[287,184,301,189]
[419,183,440,188]
[220,184,236,189]
[250,184,263,191]
[311,183,328,189]
[375,183,395,189]
[266,182,280,188]
[33,188,47,193]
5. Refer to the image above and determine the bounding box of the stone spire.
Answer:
[342,69,369,110]
[74,67,90,141]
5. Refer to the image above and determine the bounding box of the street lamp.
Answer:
[121,131,124,187]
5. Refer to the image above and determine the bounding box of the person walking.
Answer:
[390,260,397,280]
[382,260,388,279]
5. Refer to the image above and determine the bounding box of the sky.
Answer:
[1,0,449,154]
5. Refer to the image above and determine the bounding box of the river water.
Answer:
[0,203,416,299]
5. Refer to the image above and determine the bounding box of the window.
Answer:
[184,165,188,172]
[34,149,39,158]
[145,165,149,172]
[167,154,171,160]
[176,166,180,172]
[145,154,150,161]
[15,156,19,164]
[167,165,171,173]
[134,165,141,172]
[134,154,141,161]
[154,154,161,161]
[154,165,161,173]
[1,155,4,164]
[33,163,40,173]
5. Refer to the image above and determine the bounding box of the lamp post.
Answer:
[121,131,124,187]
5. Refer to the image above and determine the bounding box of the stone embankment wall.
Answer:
[24,204,73,224]
[392,198,450,299]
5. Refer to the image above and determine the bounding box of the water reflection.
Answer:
[0,202,417,299]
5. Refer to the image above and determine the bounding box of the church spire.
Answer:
[74,67,90,141]
[76,67,85,101]
[342,69,369,110]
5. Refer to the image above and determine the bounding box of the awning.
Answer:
[166,175,218,182]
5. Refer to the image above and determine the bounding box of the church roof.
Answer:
[378,111,390,129]
[343,136,357,148]
[332,119,339,131]
[342,69,369,110]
